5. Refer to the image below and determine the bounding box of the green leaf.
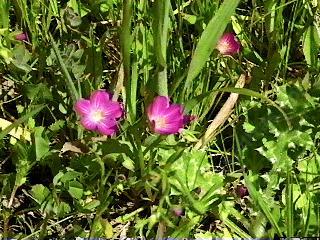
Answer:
[13,142,33,187]
[258,131,313,172]
[83,199,100,211]
[185,0,240,87]
[303,26,320,67]
[122,155,135,171]
[53,170,82,185]
[55,201,71,217]
[68,180,83,199]
[33,127,50,161]
[67,0,90,17]
[181,13,197,24]
[24,83,53,102]
[30,184,51,204]
[168,149,223,214]
[244,174,283,237]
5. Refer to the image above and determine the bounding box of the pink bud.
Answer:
[15,32,29,42]
[216,33,241,56]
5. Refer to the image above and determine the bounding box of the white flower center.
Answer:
[91,110,104,123]
[217,41,231,53]
[155,117,167,129]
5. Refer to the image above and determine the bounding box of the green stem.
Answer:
[121,0,133,121]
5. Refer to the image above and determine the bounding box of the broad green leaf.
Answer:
[33,127,50,161]
[30,184,51,204]
[303,26,320,67]
[24,83,53,102]
[168,149,224,214]
[55,201,71,217]
[53,170,82,185]
[68,180,83,199]
[83,199,100,211]
[181,13,197,24]
[259,131,313,172]
[185,0,240,86]
[30,184,54,214]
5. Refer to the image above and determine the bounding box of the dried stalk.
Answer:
[194,74,247,150]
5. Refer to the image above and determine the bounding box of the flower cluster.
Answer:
[74,33,242,136]
[75,92,192,136]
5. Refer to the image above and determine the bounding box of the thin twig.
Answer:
[20,215,73,240]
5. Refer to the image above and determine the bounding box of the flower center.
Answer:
[155,117,167,129]
[90,110,105,123]
[218,41,231,53]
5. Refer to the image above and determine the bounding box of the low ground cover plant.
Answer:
[1,0,320,238]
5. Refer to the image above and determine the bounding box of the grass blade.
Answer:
[153,0,170,96]
[0,105,44,141]
[286,167,293,237]
[223,217,251,238]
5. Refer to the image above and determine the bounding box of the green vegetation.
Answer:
[1,0,320,238]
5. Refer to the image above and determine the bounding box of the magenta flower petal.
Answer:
[97,119,118,136]
[164,104,184,118]
[103,101,124,119]
[75,99,91,116]
[147,95,193,135]
[81,116,97,131]
[74,89,124,136]
[90,90,112,109]
[216,33,241,56]
[147,96,170,120]
[154,119,183,135]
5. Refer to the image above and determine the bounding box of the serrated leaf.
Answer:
[24,83,53,102]
[169,149,224,200]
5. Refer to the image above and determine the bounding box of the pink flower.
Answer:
[15,32,29,42]
[74,90,124,136]
[216,33,241,55]
[147,96,192,135]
